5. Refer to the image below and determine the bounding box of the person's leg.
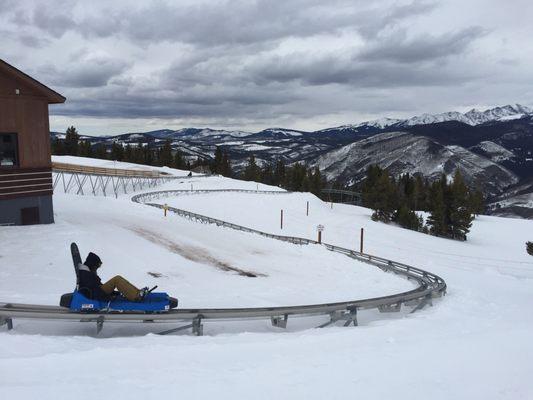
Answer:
[101,276,140,301]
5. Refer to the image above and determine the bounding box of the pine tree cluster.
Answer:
[211,146,232,177]
[361,165,484,240]
[527,241,533,256]
[52,128,237,176]
[241,157,325,195]
[52,127,197,170]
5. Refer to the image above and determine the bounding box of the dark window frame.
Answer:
[0,132,19,168]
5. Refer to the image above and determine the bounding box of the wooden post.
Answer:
[164,203,168,217]
[317,224,324,244]
[280,209,283,230]
[306,201,309,216]
[360,228,364,253]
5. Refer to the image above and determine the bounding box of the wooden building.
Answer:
[0,59,65,225]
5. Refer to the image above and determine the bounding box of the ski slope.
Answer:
[1,160,533,399]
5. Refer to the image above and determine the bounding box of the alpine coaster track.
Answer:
[0,188,447,336]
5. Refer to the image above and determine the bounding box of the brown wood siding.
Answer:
[0,96,51,169]
[0,167,53,200]
[0,73,42,97]
[0,62,62,196]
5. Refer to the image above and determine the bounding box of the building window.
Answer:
[0,133,18,167]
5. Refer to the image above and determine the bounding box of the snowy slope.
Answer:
[469,141,516,163]
[52,155,196,176]
[1,161,533,399]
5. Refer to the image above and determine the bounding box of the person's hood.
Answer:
[84,252,102,269]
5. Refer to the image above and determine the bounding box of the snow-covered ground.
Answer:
[1,159,533,399]
[52,155,197,176]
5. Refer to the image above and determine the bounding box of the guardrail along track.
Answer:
[0,188,446,336]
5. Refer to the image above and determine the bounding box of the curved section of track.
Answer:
[132,189,447,322]
[0,188,447,335]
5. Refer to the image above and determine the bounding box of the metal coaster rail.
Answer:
[0,187,446,336]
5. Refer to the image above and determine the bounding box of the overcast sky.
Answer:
[2,0,533,135]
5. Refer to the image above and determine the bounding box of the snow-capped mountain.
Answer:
[323,117,403,132]
[326,104,533,131]
[399,104,533,127]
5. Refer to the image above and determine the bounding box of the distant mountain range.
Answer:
[51,104,533,218]
[341,104,533,129]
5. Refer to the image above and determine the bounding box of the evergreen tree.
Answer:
[260,163,274,185]
[427,178,447,236]
[309,167,323,196]
[64,126,80,156]
[243,155,260,181]
[212,146,224,174]
[94,144,107,159]
[468,188,485,216]
[220,151,231,177]
[132,146,144,164]
[301,172,310,192]
[413,175,429,211]
[110,142,124,161]
[154,147,162,166]
[395,203,423,231]
[273,159,286,187]
[371,172,396,222]
[123,144,133,163]
[142,145,154,165]
[398,173,416,209]
[78,140,93,158]
[173,149,184,169]
[288,163,309,191]
[51,137,65,155]
[158,140,173,167]
[527,241,533,256]
[362,165,384,209]
[448,170,473,240]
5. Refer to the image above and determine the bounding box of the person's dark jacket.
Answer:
[78,267,112,300]
[78,252,111,301]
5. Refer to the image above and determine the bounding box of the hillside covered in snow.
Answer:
[50,104,533,218]
[1,158,533,399]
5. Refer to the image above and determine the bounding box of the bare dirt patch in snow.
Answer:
[129,226,266,278]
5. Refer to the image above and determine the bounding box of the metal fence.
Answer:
[321,188,362,205]
[52,162,169,177]
[52,170,198,197]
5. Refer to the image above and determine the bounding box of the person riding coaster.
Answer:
[79,252,149,302]
[60,242,177,313]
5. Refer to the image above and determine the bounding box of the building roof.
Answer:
[0,59,66,104]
